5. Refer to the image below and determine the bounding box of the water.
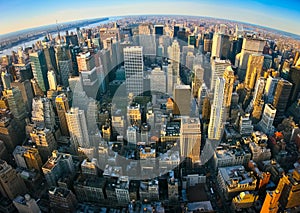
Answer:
[0,17,119,57]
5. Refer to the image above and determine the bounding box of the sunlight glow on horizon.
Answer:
[0,1,299,35]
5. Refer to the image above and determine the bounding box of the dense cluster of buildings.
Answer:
[0,15,299,212]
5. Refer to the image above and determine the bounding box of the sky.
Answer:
[0,0,299,35]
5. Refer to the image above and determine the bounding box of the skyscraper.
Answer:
[211,33,230,60]
[273,79,293,124]
[244,54,264,90]
[208,77,225,140]
[192,65,204,97]
[288,66,300,105]
[180,117,201,164]
[48,70,57,90]
[223,66,235,110]
[2,87,27,123]
[55,94,70,136]
[264,76,279,104]
[31,97,56,131]
[0,160,27,200]
[150,67,166,94]
[210,58,231,91]
[29,50,49,92]
[1,71,12,90]
[173,85,191,116]
[258,104,276,135]
[11,80,34,113]
[30,127,57,163]
[124,46,144,96]
[56,45,72,87]
[237,36,265,80]
[168,40,180,84]
[66,107,90,148]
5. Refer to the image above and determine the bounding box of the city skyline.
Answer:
[1,0,300,35]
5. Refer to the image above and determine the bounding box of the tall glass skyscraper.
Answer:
[124,46,144,96]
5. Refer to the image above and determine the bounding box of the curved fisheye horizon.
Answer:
[1,0,300,36]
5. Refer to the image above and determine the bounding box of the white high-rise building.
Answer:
[208,77,225,140]
[168,40,181,84]
[126,126,137,147]
[48,70,57,90]
[66,107,90,148]
[264,76,279,104]
[124,46,144,96]
[258,104,276,135]
[211,33,222,59]
[210,58,231,91]
[150,67,166,94]
[180,117,201,163]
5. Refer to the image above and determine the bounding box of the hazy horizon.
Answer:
[1,0,299,35]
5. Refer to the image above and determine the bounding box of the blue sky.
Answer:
[0,0,299,35]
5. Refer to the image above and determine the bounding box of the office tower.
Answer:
[223,66,235,111]
[273,79,293,123]
[127,126,137,147]
[49,187,78,212]
[55,94,69,136]
[258,104,276,135]
[208,77,225,140]
[23,147,43,171]
[124,46,144,96]
[180,117,201,164]
[42,151,75,186]
[192,65,204,97]
[211,33,230,60]
[66,107,90,148]
[275,169,300,209]
[264,76,279,104]
[167,62,174,95]
[150,67,166,94]
[80,67,100,99]
[288,66,300,105]
[76,52,95,72]
[0,160,27,200]
[210,58,231,91]
[29,50,49,92]
[244,54,264,90]
[154,25,164,35]
[238,113,253,136]
[261,190,280,213]
[30,128,57,162]
[13,146,42,171]
[43,45,58,73]
[55,45,72,87]
[69,45,80,76]
[204,38,213,53]
[1,71,12,89]
[48,70,57,90]
[247,77,265,113]
[168,40,180,84]
[237,36,265,80]
[102,122,111,141]
[2,87,27,123]
[127,103,141,126]
[173,85,191,116]
[30,78,44,97]
[186,52,195,70]
[11,80,34,113]
[0,117,24,152]
[182,45,194,66]
[13,194,41,213]
[31,97,55,131]
[138,24,156,56]
[13,62,33,82]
